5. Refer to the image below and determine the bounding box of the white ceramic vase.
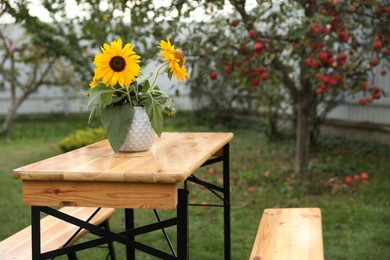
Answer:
[119,107,156,152]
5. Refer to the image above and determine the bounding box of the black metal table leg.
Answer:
[31,206,41,260]
[177,187,189,260]
[125,208,135,259]
[223,144,231,260]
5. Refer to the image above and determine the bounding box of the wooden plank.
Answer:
[22,180,178,209]
[250,208,324,260]
[0,207,115,259]
[13,132,233,183]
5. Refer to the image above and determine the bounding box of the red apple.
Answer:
[224,66,232,74]
[258,67,267,74]
[373,86,381,93]
[251,78,260,87]
[369,57,379,67]
[374,40,382,51]
[338,31,349,43]
[310,22,321,34]
[373,93,381,99]
[305,58,319,68]
[247,186,255,193]
[209,71,218,80]
[231,19,238,27]
[337,52,347,61]
[361,81,369,91]
[248,29,256,38]
[353,175,361,181]
[261,73,269,81]
[253,42,264,53]
[207,168,216,175]
[380,69,387,76]
[358,98,367,106]
[318,52,328,63]
[322,26,330,34]
[360,172,369,180]
[315,86,327,94]
[344,176,353,184]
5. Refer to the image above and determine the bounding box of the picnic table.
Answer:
[12,132,234,259]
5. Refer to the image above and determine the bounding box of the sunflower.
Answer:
[89,76,99,88]
[92,39,141,88]
[159,39,188,82]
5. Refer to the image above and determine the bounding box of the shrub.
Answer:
[57,128,106,152]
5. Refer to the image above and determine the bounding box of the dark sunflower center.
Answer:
[173,50,185,67]
[109,56,126,72]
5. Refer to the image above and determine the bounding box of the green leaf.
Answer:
[136,72,153,86]
[87,84,115,109]
[88,104,104,124]
[141,80,150,93]
[140,94,163,136]
[100,104,134,152]
[154,94,168,105]
[167,69,173,81]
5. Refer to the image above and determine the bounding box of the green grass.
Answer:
[0,113,389,259]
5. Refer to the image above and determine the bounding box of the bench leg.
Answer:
[67,252,78,260]
[31,206,41,260]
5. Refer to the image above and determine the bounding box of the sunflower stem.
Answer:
[149,61,169,92]
[125,86,133,106]
[148,89,170,98]
[132,84,139,105]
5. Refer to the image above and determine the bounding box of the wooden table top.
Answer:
[13,132,233,184]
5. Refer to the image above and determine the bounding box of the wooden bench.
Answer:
[250,208,324,260]
[0,207,116,260]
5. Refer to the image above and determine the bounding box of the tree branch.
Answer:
[272,55,300,102]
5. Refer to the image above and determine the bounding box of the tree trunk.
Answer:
[294,101,312,177]
[1,96,27,136]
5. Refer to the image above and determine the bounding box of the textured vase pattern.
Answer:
[119,107,156,152]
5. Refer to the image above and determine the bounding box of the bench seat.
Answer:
[250,208,324,260]
[0,207,115,260]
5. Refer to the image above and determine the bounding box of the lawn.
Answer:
[0,113,389,259]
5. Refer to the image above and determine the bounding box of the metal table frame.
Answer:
[30,144,230,259]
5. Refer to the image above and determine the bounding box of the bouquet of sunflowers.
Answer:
[87,38,188,152]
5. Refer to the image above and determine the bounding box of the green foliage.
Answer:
[57,127,106,152]
[4,0,389,175]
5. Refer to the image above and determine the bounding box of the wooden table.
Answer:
[13,132,233,259]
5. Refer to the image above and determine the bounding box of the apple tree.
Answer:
[176,0,389,177]
[3,0,389,177]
